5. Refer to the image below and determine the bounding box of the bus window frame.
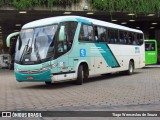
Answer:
[93,25,108,43]
[78,23,96,43]
[108,28,119,44]
[54,21,78,59]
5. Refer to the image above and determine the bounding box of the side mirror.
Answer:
[59,26,65,42]
[6,32,20,47]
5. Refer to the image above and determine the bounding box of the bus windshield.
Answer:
[15,25,58,64]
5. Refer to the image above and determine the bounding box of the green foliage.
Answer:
[33,0,45,6]
[0,0,4,7]
[89,0,160,13]
[12,0,33,9]
[48,0,55,8]
[47,0,81,8]
[11,0,81,9]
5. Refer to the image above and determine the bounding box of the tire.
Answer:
[45,81,52,85]
[126,61,134,75]
[76,65,84,85]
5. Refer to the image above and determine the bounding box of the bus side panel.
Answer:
[108,44,145,71]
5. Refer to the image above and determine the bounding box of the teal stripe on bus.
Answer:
[95,43,120,68]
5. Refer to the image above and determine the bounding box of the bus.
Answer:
[6,16,145,85]
[145,39,157,65]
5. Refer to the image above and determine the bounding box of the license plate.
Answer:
[27,76,34,80]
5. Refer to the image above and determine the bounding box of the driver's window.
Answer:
[56,21,78,58]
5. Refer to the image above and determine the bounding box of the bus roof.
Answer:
[22,16,143,33]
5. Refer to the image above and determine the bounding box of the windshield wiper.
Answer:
[20,39,30,63]
[34,39,41,62]
[26,46,32,55]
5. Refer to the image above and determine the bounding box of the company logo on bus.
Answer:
[80,49,86,57]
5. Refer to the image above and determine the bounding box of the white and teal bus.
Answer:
[7,16,145,85]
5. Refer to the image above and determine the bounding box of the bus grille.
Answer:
[19,70,40,74]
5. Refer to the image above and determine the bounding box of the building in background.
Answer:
[0,0,160,62]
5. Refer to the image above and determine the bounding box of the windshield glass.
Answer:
[15,25,58,64]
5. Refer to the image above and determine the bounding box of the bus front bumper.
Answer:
[15,70,52,82]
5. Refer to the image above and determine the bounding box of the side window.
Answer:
[128,32,133,45]
[119,31,124,44]
[108,29,114,43]
[137,34,144,45]
[79,24,94,42]
[108,29,118,44]
[119,31,129,44]
[132,33,137,45]
[56,21,78,57]
[115,30,118,44]
[145,42,155,51]
[97,26,107,42]
[123,31,128,44]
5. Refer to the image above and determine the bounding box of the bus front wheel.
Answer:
[76,65,84,85]
[126,61,134,75]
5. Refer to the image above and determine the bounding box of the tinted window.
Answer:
[132,33,137,45]
[137,34,143,45]
[79,24,94,42]
[119,31,128,44]
[56,21,78,58]
[128,32,134,45]
[97,27,107,42]
[108,29,118,44]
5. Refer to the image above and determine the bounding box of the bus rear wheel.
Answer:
[126,61,134,75]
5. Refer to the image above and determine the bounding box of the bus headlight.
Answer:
[40,66,51,72]
[52,63,58,68]
[40,63,58,72]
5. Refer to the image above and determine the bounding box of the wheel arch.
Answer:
[75,60,89,78]
[130,59,135,69]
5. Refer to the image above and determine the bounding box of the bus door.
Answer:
[55,25,73,81]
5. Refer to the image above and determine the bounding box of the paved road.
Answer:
[0,68,160,119]
[1,68,160,111]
